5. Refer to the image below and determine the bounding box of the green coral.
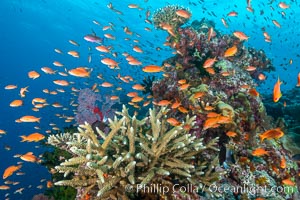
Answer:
[47,105,223,199]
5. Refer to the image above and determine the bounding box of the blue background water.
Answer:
[0,0,299,199]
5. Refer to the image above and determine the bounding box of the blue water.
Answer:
[0,0,299,199]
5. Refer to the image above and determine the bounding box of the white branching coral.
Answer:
[48,105,222,199]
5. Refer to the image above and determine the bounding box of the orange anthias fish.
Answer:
[252,148,269,157]
[203,57,217,68]
[20,152,41,163]
[68,67,90,77]
[142,65,163,73]
[259,128,284,142]
[20,133,45,142]
[167,118,181,126]
[296,72,300,87]
[175,9,191,19]
[19,115,41,123]
[224,45,237,57]
[3,165,22,179]
[282,178,295,186]
[273,77,282,102]
[233,31,249,41]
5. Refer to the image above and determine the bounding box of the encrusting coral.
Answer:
[48,105,223,199]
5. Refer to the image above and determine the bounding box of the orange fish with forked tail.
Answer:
[3,165,22,179]
[224,45,237,57]
[20,133,45,142]
[273,77,282,102]
[252,148,269,157]
[259,128,284,142]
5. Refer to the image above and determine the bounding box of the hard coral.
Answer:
[48,105,223,199]
[152,5,191,30]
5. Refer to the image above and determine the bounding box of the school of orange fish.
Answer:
[0,0,299,199]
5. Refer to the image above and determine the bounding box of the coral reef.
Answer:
[47,105,223,199]
[149,7,298,200]
[46,5,300,200]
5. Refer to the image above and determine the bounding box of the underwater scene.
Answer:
[0,0,300,199]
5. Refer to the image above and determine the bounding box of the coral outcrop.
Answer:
[48,105,222,199]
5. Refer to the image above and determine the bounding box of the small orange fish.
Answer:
[175,9,191,19]
[110,96,119,101]
[68,67,90,77]
[127,92,138,97]
[101,82,113,87]
[282,178,295,186]
[273,77,282,102]
[248,88,259,97]
[252,148,269,157]
[221,18,228,28]
[10,100,23,107]
[178,106,188,113]
[272,20,281,28]
[278,2,289,9]
[156,100,171,106]
[3,165,22,179]
[20,133,45,142]
[203,57,217,68]
[0,185,10,190]
[133,45,143,53]
[258,73,266,81]
[142,65,163,73]
[280,156,286,169]
[171,100,181,109]
[96,46,110,53]
[19,115,41,123]
[207,27,214,41]
[193,92,205,99]
[227,11,238,17]
[20,86,29,97]
[224,45,237,57]
[131,96,143,103]
[20,152,41,163]
[5,85,17,90]
[179,83,190,90]
[67,50,80,58]
[296,72,300,87]
[245,66,256,71]
[53,80,69,86]
[132,84,145,91]
[28,71,40,79]
[41,67,56,74]
[259,128,284,142]
[46,181,53,188]
[167,118,181,126]
[226,131,237,137]
[101,58,119,68]
[53,61,64,67]
[233,31,249,41]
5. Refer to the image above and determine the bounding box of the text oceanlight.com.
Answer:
[125,183,294,195]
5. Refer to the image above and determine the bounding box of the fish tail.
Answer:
[20,136,27,142]
[259,135,265,142]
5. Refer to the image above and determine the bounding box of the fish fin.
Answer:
[19,136,26,142]
[259,135,265,142]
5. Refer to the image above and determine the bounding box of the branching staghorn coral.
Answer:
[48,105,223,199]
